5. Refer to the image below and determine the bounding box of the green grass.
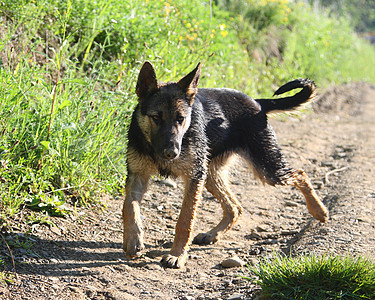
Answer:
[0,0,375,227]
[244,253,375,299]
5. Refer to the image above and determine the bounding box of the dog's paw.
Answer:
[123,235,144,259]
[161,253,187,269]
[192,232,219,245]
[311,206,329,223]
[307,201,329,223]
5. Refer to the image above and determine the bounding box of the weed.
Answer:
[244,253,375,299]
[0,270,14,284]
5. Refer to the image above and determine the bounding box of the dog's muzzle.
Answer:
[163,147,179,160]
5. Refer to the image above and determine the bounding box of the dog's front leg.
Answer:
[122,171,150,259]
[161,177,206,268]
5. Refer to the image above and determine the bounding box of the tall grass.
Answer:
[0,0,240,224]
[218,0,375,87]
[0,0,375,225]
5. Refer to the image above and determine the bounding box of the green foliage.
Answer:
[219,0,375,86]
[0,270,14,284]
[0,0,241,224]
[0,0,375,225]
[245,253,375,299]
[308,0,375,32]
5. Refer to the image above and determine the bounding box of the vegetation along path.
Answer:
[1,82,375,299]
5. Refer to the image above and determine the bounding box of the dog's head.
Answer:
[135,61,201,160]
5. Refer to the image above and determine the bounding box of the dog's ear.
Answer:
[177,62,201,98]
[136,61,159,99]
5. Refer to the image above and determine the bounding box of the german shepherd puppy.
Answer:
[122,61,329,268]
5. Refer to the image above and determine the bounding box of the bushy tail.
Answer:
[256,79,316,114]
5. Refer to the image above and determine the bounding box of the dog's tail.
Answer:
[256,79,316,114]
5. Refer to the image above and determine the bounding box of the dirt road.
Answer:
[1,82,374,299]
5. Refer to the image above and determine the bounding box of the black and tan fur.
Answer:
[122,61,329,268]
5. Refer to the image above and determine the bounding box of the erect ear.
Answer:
[177,62,201,95]
[135,61,159,99]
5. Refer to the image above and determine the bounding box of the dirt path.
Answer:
[1,83,375,300]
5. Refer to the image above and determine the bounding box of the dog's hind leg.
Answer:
[193,156,243,245]
[286,169,329,222]
[243,122,329,222]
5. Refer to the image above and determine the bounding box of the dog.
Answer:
[122,61,329,268]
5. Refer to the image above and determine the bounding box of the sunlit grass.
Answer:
[244,253,375,299]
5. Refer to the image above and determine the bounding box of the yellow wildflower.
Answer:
[221,30,228,38]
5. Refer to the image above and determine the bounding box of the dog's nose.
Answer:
[163,148,179,160]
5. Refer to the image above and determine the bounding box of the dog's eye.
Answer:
[176,116,185,124]
[150,115,160,122]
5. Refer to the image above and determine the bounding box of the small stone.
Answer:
[145,263,163,271]
[146,249,164,258]
[159,178,177,188]
[209,249,223,256]
[119,293,138,300]
[281,229,299,235]
[256,225,269,232]
[50,226,62,235]
[227,294,244,300]
[106,266,116,272]
[50,277,59,283]
[215,270,226,277]
[284,200,298,207]
[246,231,262,240]
[357,216,371,223]
[68,286,80,293]
[312,181,323,189]
[190,254,203,260]
[262,238,279,245]
[232,277,242,284]
[221,256,246,268]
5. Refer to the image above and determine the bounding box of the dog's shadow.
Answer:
[0,233,162,277]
